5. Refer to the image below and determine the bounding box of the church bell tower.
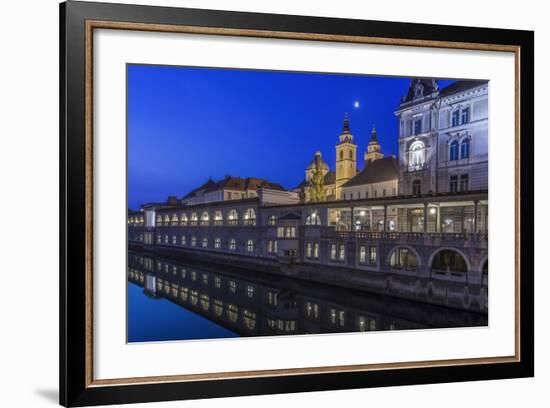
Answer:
[364,125,384,164]
[335,113,357,199]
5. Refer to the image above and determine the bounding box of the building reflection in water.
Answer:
[128,251,487,341]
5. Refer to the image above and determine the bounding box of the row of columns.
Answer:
[345,199,481,233]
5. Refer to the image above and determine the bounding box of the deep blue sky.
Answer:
[128,64,453,210]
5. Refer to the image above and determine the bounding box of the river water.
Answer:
[127,251,487,343]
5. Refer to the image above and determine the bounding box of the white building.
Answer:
[395,79,488,195]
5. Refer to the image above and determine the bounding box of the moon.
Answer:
[354,100,360,108]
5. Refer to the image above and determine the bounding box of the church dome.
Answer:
[307,151,329,171]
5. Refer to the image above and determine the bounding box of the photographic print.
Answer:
[126,65,489,343]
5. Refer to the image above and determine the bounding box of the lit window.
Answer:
[180,235,186,246]
[202,237,208,248]
[213,210,223,225]
[359,245,366,263]
[172,235,176,244]
[229,238,237,251]
[164,235,168,243]
[229,281,236,293]
[306,242,312,258]
[200,211,209,225]
[227,209,238,225]
[214,238,221,249]
[247,285,254,298]
[268,215,277,226]
[409,141,425,171]
[339,244,345,261]
[390,247,419,270]
[369,246,377,264]
[313,242,319,259]
[305,212,321,225]
[284,227,296,238]
[244,208,256,225]
[191,236,197,247]
[268,240,278,254]
[246,239,255,252]
[330,244,337,260]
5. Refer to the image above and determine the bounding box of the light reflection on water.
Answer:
[127,251,487,343]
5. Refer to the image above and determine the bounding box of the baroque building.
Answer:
[299,114,398,202]
[334,113,358,199]
[395,78,488,195]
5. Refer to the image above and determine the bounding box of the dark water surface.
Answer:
[127,251,487,343]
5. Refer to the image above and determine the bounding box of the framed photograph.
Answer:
[60,1,534,406]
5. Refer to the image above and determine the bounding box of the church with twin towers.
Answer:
[298,77,488,203]
[298,112,398,203]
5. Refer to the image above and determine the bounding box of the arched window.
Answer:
[213,210,223,225]
[243,208,256,225]
[200,211,210,225]
[305,212,321,225]
[412,180,422,196]
[389,247,419,271]
[156,215,162,225]
[229,238,237,250]
[449,140,459,161]
[408,141,425,171]
[431,249,468,273]
[340,150,344,160]
[163,214,170,224]
[171,214,179,226]
[348,150,353,159]
[180,213,188,225]
[267,215,277,226]
[460,138,470,159]
[214,238,221,249]
[227,209,238,225]
[190,212,198,225]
